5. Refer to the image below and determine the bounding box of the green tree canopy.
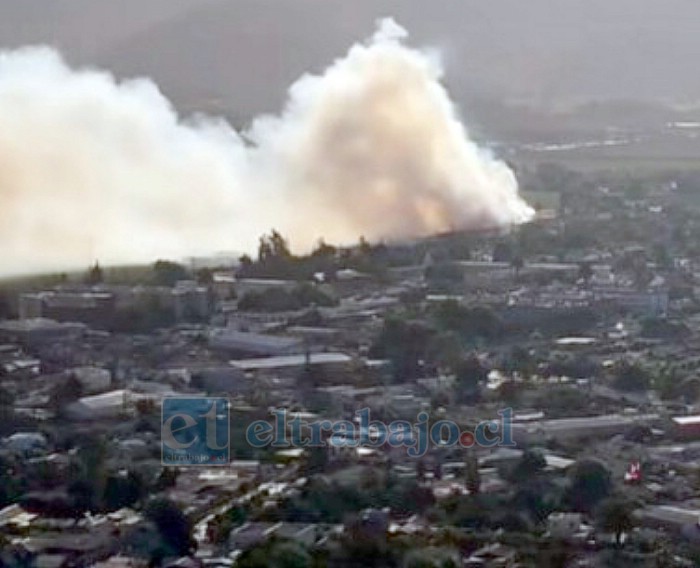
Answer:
[144,498,195,559]
[595,497,635,547]
[612,361,650,392]
[566,459,612,513]
[152,260,189,287]
[454,355,488,403]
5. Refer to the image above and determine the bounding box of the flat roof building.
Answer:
[209,329,303,357]
[230,352,351,372]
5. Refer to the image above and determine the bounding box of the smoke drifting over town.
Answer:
[0,18,533,276]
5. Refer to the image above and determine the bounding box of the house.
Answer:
[635,505,700,533]
[272,523,318,547]
[3,432,48,455]
[2,357,41,378]
[19,527,118,566]
[208,330,303,357]
[172,281,210,322]
[92,555,143,568]
[229,523,278,551]
[672,416,700,439]
[229,352,352,379]
[511,413,660,444]
[19,290,115,328]
[0,319,85,348]
[185,365,249,396]
[64,390,132,421]
[70,366,112,394]
[592,284,669,316]
[0,504,37,529]
[464,543,517,567]
[235,279,297,297]
[547,512,583,539]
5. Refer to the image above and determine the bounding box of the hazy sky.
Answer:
[1,0,698,121]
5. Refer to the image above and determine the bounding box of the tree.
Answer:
[512,481,558,525]
[152,260,189,287]
[85,262,104,285]
[612,361,650,392]
[144,498,195,559]
[428,332,463,373]
[0,455,24,509]
[452,495,489,529]
[578,261,594,285]
[432,300,470,332]
[0,387,17,437]
[454,355,487,403]
[49,375,83,410]
[596,497,635,547]
[0,386,14,408]
[302,446,328,476]
[196,267,214,285]
[503,345,536,377]
[566,459,612,513]
[258,230,292,262]
[103,471,145,511]
[237,284,336,313]
[416,460,427,483]
[67,478,98,515]
[404,548,459,568]
[640,317,689,340]
[496,381,522,406]
[311,238,337,259]
[535,386,591,419]
[511,255,525,278]
[369,317,436,383]
[432,301,502,343]
[358,236,372,256]
[66,436,108,513]
[207,506,246,545]
[676,377,700,404]
[465,452,480,495]
[237,539,311,568]
[335,515,395,567]
[510,450,547,483]
[493,242,514,263]
[545,355,597,380]
[652,242,673,271]
[154,467,180,491]
[0,291,10,319]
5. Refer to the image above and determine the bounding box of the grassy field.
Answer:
[514,131,700,174]
[0,263,158,299]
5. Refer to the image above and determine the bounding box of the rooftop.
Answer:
[672,416,700,426]
[0,318,85,333]
[230,352,351,371]
[209,329,302,355]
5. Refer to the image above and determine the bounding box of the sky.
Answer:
[1,0,699,121]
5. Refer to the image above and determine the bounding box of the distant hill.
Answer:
[3,0,700,125]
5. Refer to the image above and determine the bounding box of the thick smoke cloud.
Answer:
[0,18,533,276]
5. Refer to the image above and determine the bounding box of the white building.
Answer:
[64,389,133,421]
[71,366,111,394]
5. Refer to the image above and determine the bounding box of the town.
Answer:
[3,165,700,567]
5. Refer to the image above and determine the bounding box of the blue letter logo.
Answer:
[162,397,230,466]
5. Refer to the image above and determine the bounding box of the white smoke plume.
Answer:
[0,18,533,276]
